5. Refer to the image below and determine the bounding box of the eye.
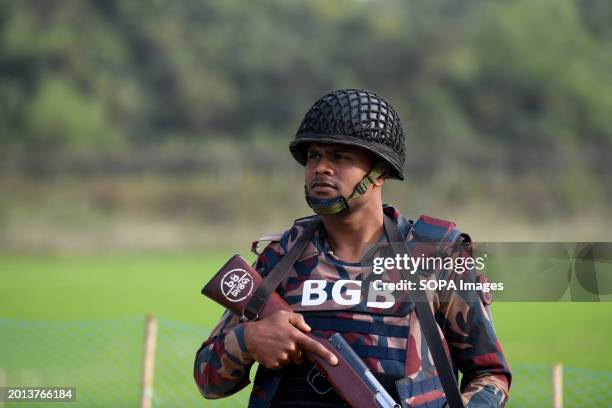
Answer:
[307,151,320,161]
[335,152,349,160]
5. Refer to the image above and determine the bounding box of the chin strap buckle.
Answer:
[355,179,369,194]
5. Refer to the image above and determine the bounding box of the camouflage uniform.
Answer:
[194,205,512,407]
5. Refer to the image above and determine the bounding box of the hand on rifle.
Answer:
[243,310,339,370]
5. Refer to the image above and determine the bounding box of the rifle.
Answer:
[202,254,401,408]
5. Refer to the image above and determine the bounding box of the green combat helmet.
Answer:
[290,89,406,215]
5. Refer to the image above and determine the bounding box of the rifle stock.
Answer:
[202,254,399,408]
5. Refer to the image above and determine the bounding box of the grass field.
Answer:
[1,252,611,406]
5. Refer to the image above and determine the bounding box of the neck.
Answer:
[321,198,384,263]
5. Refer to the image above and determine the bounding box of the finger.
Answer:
[291,354,303,365]
[289,348,303,365]
[288,313,311,333]
[266,361,282,370]
[296,333,338,365]
[278,352,290,364]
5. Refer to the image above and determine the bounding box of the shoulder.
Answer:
[410,214,472,256]
[250,214,320,275]
[383,204,469,250]
[251,214,320,255]
[384,204,468,245]
[409,214,494,304]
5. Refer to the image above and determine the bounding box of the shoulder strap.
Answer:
[242,217,321,321]
[384,215,465,408]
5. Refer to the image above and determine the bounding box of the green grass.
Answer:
[0,252,243,324]
[1,253,611,407]
[493,303,612,370]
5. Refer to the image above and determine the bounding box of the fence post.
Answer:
[552,363,563,408]
[141,315,158,408]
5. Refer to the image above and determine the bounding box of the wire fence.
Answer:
[0,317,610,407]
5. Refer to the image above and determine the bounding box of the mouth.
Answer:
[311,182,335,189]
[309,180,338,194]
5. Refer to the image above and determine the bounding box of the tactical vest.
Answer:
[251,207,489,408]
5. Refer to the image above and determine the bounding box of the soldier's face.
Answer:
[305,143,373,200]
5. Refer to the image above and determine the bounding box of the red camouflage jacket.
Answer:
[194,205,512,407]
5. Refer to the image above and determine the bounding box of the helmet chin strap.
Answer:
[305,162,388,215]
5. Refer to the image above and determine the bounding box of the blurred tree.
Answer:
[0,0,610,157]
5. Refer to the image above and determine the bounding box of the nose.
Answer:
[314,156,334,176]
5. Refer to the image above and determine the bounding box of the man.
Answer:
[194,89,511,407]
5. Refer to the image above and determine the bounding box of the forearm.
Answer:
[461,373,509,407]
[194,315,255,398]
[444,299,511,407]
[439,291,511,406]
[437,257,511,406]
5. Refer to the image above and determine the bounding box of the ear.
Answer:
[373,170,387,188]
